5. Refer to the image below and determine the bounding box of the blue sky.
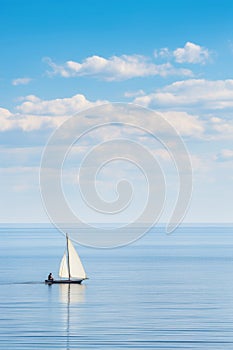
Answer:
[1,0,233,223]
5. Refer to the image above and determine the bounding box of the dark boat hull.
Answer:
[45,279,84,284]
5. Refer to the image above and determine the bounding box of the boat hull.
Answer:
[45,279,84,284]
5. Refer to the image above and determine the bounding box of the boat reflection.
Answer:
[59,283,86,304]
[59,283,86,350]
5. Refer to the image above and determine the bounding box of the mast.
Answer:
[66,233,71,280]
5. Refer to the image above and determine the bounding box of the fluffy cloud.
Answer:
[155,42,210,64]
[45,43,210,82]
[173,42,210,64]
[0,89,231,143]
[154,47,171,59]
[0,95,204,140]
[0,108,14,131]
[0,94,106,132]
[17,93,106,115]
[210,117,233,139]
[215,149,233,162]
[161,111,205,137]
[124,89,145,98]
[0,107,62,132]
[44,54,193,81]
[12,77,32,86]
[134,79,233,109]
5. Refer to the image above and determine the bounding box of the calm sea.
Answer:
[1,224,233,349]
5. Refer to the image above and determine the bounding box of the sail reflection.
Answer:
[59,284,86,350]
[59,283,86,304]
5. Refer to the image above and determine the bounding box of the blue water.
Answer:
[1,224,233,349]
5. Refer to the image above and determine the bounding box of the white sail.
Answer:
[58,237,87,280]
[68,239,87,279]
[59,252,69,278]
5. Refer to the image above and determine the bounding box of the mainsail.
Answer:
[59,236,87,280]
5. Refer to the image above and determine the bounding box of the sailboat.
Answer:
[45,234,88,284]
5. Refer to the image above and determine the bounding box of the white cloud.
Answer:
[124,89,145,98]
[43,42,211,82]
[155,42,211,64]
[12,77,32,86]
[161,111,205,137]
[0,94,107,132]
[17,114,65,131]
[0,96,205,143]
[44,54,193,81]
[154,47,171,59]
[215,149,233,162]
[134,79,233,109]
[0,88,232,143]
[173,42,210,64]
[0,107,14,131]
[17,93,106,115]
[0,106,63,132]
[210,117,233,139]
[0,91,219,140]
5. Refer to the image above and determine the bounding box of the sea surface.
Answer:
[1,224,233,349]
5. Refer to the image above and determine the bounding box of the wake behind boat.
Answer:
[45,234,88,285]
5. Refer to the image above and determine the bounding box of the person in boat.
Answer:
[48,272,54,281]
